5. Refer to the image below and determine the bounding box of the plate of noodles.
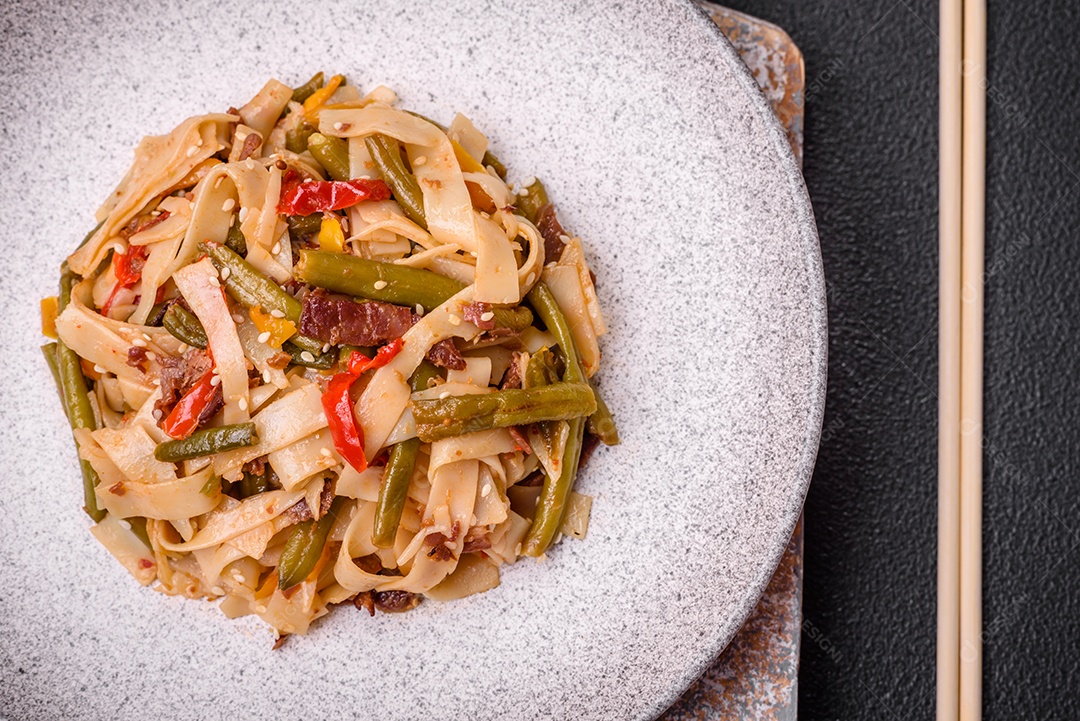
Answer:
[0,1,825,719]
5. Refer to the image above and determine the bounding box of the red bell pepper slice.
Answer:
[100,239,155,316]
[161,368,217,439]
[321,339,405,472]
[277,170,392,216]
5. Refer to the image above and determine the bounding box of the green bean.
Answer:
[482,150,507,179]
[57,268,105,522]
[201,241,322,354]
[146,301,171,327]
[371,437,419,549]
[526,282,585,384]
[307,132,350,181]
[285,121,316,154]
[586,381,620,446]
[370,363,440,548]
[200,473,222,496]
[42,343,63,405]
[410,360,444,392]
[515,178,549,224]
[225,217,247,256]
[521,416,585,557]
[154,422,258,463]
[524,348,559,389]
[295,248,461,312]
[162,304,208,349]
[291,71,325,104]
[282,340,339,370]
[412,382,595,442]
[294,250,533,330]
[128,516,151,549]
[365,134,426,227]
[238,468,270,498]
[521,283,591,556]
[287,213,322,241]
[278,496,344,589]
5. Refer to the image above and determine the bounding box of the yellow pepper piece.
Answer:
[302,74,344,123]
[318,215,346,253]
[249,305,297,349]
[450,138,486,174]
[40,296,59,339]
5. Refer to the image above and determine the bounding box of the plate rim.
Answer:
[644,2,828,717]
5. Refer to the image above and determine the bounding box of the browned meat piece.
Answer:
[154,348,215,419]
[299,290,413,346]
[126,346,149,372]
[500,352,525,390]
[461,301,496,330]
[536,203,566,264]
[372,590,420,613]
[426,338,466,371]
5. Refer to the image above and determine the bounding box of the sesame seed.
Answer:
[177,343,189,353]
[211,586,224,595]
[270,309,285,318]
[152,379,161,386]
[526,273,535,285]
[559,234,571,244]
[220,267,231,280]
[232,313,245,323]
[413,155,427,166]
[448,314,462,326]
[517,188,529,196]
[320,447,332,458]
[300,351,316,363]
[238,397,248,410]
[210,375,221,387]
[234,574,247,584]
[92,364,106,373]
[131,338,147,348]
[262,370,271,383]
[146,351,157,361]
[255,605,267,613]
[322,343,331,353]
[112,242,125,254]
[271,242,281,254]
[118,519,132,530]
[480,311,495,322]
[151,210,161,217]
[373,280,388,290]
[359,174,371,180]
[514,543,522,556]
[152,409,163,420]
[246,159,257,170]
[333,122,344,131]
[480,211,490,219]
[481,484,493,498]
[221,198,235,212]
[257,331,271,343]
[415,304,425,316]
[208,275,220,287]
[186,145,198,157]
[522,176,536,188]
[238,207,249,222]
[439,391,451,400]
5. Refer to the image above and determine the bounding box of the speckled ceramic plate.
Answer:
[0,1,825,719]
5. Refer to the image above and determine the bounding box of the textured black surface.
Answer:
[726,1,1080,718]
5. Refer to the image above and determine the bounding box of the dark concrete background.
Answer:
[724,0,1080,718]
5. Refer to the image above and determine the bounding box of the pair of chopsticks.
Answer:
[938,0,985,720]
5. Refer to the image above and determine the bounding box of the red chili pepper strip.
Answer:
[162,369,217,439]
[278,171,392,216]
[100,244,150,315]
[321,340,405,472]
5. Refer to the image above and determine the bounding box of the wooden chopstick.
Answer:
[937,0,964,717]
[959,0,986,718]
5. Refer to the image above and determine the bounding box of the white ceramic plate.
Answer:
[0,1,825,719]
